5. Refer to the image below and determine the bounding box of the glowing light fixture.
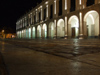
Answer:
[45,1,48,4]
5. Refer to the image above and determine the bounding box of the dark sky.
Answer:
[0,0,42,33]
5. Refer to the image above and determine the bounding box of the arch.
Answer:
[68,15,79,38]
[32,27,35,38]
[48,22,55,38]
[57,19,65,37]
[43,23,47,38]
[84,10,99,37]
[37,25,41,38]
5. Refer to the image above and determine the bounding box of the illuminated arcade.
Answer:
[16,0,100,39]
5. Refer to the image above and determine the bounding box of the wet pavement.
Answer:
[0,39,100,75]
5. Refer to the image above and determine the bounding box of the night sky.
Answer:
[0,0,42,33]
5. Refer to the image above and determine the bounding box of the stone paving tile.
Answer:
[1,39,100,75]
[2,39,100,60]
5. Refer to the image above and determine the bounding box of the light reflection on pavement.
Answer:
[0,39,100,75]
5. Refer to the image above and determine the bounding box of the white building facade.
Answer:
[16,0,100,39]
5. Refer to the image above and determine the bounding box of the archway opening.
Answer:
[32,27,35,38]
[49,22,55,38]
[84,10,99,37]
[57,19,65,37]
[37,25,41,38]
[43,24,47,38]
[68,15,79,38]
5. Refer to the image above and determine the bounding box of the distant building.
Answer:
[0,31,16,39]
[16,0,100,39]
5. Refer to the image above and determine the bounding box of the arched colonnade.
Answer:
[17,10,100,39]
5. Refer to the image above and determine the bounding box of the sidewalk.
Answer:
[0,52,8,75]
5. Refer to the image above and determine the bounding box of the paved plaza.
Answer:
[0,39,100,75]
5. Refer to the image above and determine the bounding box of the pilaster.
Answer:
[41,24,43,39]
[54,20,57,39]
[79,12,84,39]
[64,16,68,39]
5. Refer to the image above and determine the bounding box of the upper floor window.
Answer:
[44,8,46,20]
[50,4,53,19]
[39,12,41,22]
[34,15,36,24]
[30,14,33,24]
[86,0,95,7]
[58,0,62,16]
[70,0,76,12]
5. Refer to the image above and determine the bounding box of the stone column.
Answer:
[40,7,42,21]
[64,16,68,39]
[31,27,33,39]
[83,21,87,38]
[46,4,49,20]
[64,0,67,15]
[78,0,83,9]
[47,23,49,38]
[79,12,84,39]
[41,24,43,39]
[54,20,57,39]
[54,0,58,18]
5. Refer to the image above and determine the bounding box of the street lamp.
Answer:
[2,30,4,33]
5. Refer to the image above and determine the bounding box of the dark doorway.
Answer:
[86,0,95,6]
